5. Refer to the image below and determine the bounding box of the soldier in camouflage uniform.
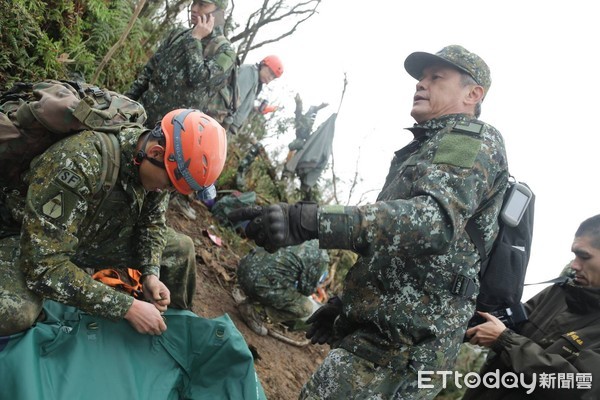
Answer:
[0,108,227,337]
[236,240,329,335]
[125,0,236,127]
[230,45,509,399]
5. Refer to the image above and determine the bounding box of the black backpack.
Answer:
[465,178,535,328]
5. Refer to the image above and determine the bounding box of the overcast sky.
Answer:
[230,0,600,300]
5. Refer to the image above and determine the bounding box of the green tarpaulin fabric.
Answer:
[0,301,266,400]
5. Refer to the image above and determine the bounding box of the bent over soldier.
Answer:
[236,240,329,336]
[0,109,227,336]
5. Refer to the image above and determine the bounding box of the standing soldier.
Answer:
[230,45,509,399]
[125,0,236,128]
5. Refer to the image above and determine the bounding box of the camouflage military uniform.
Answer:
[237,240,328,323]
[300,113,509,399]
[0,127,196,335]
[125,26,236,127]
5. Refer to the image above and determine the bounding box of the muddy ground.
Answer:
[167,202,328,400]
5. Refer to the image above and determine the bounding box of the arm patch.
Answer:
[56,168,83,189]
[433,134,481,168]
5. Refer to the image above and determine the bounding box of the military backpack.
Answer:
[462,178,536,330]
[0,79,146,193]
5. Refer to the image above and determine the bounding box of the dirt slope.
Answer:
[167,202,328,400]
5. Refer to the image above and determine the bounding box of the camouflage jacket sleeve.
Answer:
[197,30,237,92]
[317,118,508,258]
[124,28,186,100]
[18,132,133,320]
[167,28,236,93]
[135,191,169,277]
[231,64,259,130]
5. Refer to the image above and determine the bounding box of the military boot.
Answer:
[238,302,268,336]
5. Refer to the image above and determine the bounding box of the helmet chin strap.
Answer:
[134,124,166,169]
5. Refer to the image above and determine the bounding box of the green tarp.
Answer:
[0,301,266,400]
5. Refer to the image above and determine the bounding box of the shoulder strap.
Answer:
[221,56,241,114]
[93,131,120,197]
[465,218,489,273]
[84,131,120,231]
[203,34,229,59]
[525,276,569,286]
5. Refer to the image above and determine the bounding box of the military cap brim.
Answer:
[404,52,472,82]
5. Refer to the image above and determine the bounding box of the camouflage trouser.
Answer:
[299,348,442,400]
[238,275,313,324]
[0,227,195,335]
[262,292,314,324]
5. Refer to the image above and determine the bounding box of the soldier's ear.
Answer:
[147,144,165,161]
[465,85,484,105]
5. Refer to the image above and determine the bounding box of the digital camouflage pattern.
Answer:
[237,240,328,322]
[0,127,196,335]
[300,348,443,400]
[204,55,239,129]
[0,80,146,190]
[125,26,236,127]
[313,113,508,392]
[404,45,491,95]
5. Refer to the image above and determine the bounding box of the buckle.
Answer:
[86,85,105,98]
[451,274,477,298]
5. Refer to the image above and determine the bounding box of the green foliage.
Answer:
[0,0,59,87]
[0,0,185,92]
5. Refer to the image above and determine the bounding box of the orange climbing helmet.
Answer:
[261,55,284,78]
[161,109,227,195]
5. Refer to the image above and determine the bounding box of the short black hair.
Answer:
[576,214,600,249]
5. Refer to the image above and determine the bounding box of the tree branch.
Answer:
[92,0,147,84]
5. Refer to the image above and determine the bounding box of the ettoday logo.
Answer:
[418,370,593,394]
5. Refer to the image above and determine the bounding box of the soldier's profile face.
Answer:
[190,2,218,25]
[571,235,600,288]
[410,64,473,123]
[259,65,277,85]
[138,155,175,193]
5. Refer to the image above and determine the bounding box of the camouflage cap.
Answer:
[404,45,491,95]
[200,0,228,10]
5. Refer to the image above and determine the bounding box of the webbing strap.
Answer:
[450,273,478,298]
[172,109,204,192]
[92,268,143,298]
[465,217,489,275]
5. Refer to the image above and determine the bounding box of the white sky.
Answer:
[230,0,600,300]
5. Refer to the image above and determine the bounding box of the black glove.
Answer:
[228,202,318,253]
[305,296,342,345]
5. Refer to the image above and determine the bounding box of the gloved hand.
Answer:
[228,202,318,253]
[305,296,342,345]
